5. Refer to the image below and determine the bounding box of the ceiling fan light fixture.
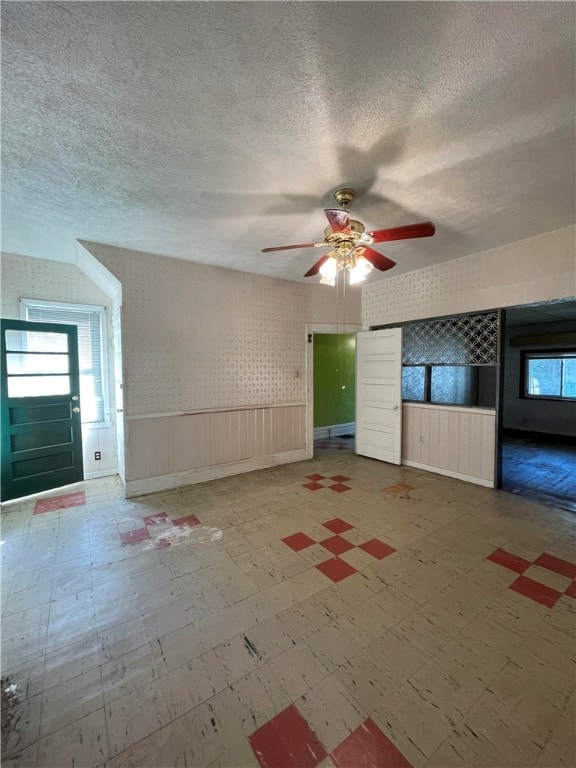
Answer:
[348,256,373,285]
[319,254,338,280]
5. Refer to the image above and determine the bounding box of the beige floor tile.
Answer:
[334,653,402,714]
[151,621,206,670]
[35,708,109,768]
[296,674,367,754]
[40,666,103,737]
[105,679,171,758]
[269,641,334,700]
[373,683,455,765]
[101,642,167,703]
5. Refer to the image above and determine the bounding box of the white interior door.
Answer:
[356,328,402,464]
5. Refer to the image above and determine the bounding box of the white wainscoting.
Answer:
[402,403,496,487]
[125,404,306,497]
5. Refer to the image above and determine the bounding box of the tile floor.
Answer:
[1,450,575,767]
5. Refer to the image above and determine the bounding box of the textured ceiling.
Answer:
[2,2,575,283]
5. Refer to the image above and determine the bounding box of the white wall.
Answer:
[363,225,576,326]
[0,252,118,478]
[81,242,362,495]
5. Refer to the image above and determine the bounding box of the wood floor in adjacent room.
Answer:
[502,432,576,513]
[1,449,575,767]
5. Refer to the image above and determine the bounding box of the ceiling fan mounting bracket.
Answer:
[333,187,356,208]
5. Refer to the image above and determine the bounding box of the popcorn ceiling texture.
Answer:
[2,2,574,279]
[363,226,576,327]
[83,242,361,416]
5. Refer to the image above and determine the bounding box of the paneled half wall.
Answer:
[125,404,307,497]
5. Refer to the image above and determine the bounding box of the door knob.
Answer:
[72,407,80,413]
[71,395,79,401]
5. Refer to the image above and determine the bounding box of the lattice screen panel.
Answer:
[402,312,498,365]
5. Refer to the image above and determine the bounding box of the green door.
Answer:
[1,319,84,502]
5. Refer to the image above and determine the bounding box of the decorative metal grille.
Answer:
[402,312,498,365]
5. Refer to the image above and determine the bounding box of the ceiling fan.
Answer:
[262,188,435,285]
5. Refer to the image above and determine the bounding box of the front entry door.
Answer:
[1,319,84,502]
[356,328,402,464]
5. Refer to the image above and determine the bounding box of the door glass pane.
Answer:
[402,366,426,400]
[6,353,69,375]
[7,375,71,398]
[5,329,68,353]
[527,359,561,396]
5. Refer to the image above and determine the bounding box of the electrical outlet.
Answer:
[94,451,101,460]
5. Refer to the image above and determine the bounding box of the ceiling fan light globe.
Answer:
[357,256,373,275]
[319,255,338,279]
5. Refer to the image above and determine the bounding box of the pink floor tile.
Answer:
[119,527,151,545]
[330,474,351,483]
[282,532,316,552]
[306,473,326,481]
[331,718,413,768]
[509,575,562,608]
[328,483,351,493]
[143,512,169,526]
[359,538,397,560]
[535,553,576,580]
[303,481,324,491]
[34,491,86,515]
[487,548,532,574]
[172,514,201,527]
[319,535,355,556]
[316,557,357,583]
[249,704,327,768]
[322,518,354,534]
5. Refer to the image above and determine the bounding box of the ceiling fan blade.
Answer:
[261,242,325,253]
[368,221,435,243]
[324,208,350,233]
[358,246,396,272]
[304,254,331,277]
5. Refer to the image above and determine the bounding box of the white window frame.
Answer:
[19,299,111,426]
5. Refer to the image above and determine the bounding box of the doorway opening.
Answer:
[500,299,576,512]
[306,323,362,458]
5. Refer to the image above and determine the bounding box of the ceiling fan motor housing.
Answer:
[333,187,356,207]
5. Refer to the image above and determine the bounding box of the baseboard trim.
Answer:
[125,448,309,498]
[503,428,576,443]
[84,468,118,479]
[313,423,355,440]
[402,459,494,488]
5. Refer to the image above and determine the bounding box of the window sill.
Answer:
[402,402,496,415]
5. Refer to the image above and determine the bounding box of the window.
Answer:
[20,300,109,423]
[523,350,576,401]
[402,365,494,407]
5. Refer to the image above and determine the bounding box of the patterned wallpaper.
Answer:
[1,252,113,317]
[82,243,362,415]
[363,225,576,327]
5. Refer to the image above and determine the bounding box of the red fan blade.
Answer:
[368,221,435,243]
[359,246,396,272]
[324,208,350,233]
[261,242,324,253]
[304,254,331,277]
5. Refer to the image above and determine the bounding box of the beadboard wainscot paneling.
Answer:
[125,404,306,496]
[402,403,496,486]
